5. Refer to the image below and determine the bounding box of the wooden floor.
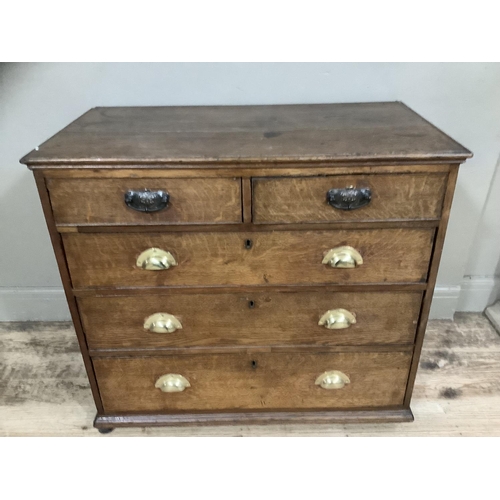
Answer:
[1,313,499,436]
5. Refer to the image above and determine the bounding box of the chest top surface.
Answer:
[20,102,471,168]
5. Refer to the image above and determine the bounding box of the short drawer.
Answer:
[80,291,422,350]
[252,173,447,223]
[93,351,412,413]
[64,228,434,288]
[47,177,242,225]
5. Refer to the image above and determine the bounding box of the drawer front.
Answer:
[47,177,242,225]
[80,291,422,349]
[64,228,434,288]
[253,173,447,223]
[94,351,412,413]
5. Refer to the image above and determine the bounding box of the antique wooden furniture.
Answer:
[21,103,472,431]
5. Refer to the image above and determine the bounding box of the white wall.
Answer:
[456,152,500,312]
[1,62,499,320]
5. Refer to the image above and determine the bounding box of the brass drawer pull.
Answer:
[124,189,170,212]
[136,248,177,270]
[319,309,356,329]
[144,313,182,333]
[155,374,190,393]
[322,246,363,269]
[326,186,371,211]
[315,370,350,390]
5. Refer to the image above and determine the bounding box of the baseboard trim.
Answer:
[457,276,500,313]
[429,286,461,320]
[430,277,500,320]
[0,287,70,321]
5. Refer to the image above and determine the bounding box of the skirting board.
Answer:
[1,279,499,321]
[429,285,461,320]
[430,277,500,319]
[457,276,500,314]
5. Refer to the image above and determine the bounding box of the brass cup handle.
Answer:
[318,309,356,330]
[136,248,177,270]
[315,370,350,390]
[322,246,363,269]
[155,374,190,393]
[144,313,182,333]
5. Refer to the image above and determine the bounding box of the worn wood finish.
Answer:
[32,172,104,413]
[242,178,252,223]
[58,220,440,233]
[40,164,453,178]
[63,228,435,288]
[79,291,422,349]
[94,409,414,427]
[93,351,411,413]
[89,345,414,356]
[22,103,471,429]
[21,103,471,166]
[42,165,450,179]
[404,166,460,406]
[73,283,428,297]
[47,177,242,225]
[253,173,447,223]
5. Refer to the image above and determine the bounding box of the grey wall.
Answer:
[1,63,499,320]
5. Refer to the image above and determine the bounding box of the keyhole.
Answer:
[245,239,253,249]
[248,300,255,309]
[251,360,257,368]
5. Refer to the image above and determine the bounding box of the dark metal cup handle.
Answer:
[124,189,170,213]
[326,186,371,211]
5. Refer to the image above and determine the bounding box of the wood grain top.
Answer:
[21,102,471,167]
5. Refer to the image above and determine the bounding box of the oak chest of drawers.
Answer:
[21,102,471,431]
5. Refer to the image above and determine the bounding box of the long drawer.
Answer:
[93,351,412,413]
[80,291,422,349]
[252,173,447,223]
[64,228,435,288]
[47,177,243,225]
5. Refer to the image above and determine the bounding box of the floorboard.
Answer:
[1,313,499,436]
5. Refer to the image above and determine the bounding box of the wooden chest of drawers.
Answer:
[21,102,471,431]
